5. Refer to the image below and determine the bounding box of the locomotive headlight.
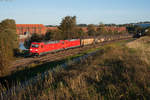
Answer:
[35,49,38,51]
[30,49,32,51]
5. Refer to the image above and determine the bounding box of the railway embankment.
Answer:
[0,38,133,86]
[0,38,137,99]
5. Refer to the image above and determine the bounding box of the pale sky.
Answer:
[0,0,150,25]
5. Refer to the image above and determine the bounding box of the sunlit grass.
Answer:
[2,38,149,100]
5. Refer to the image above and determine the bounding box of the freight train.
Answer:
[29,34,132,56]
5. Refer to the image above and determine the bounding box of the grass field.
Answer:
[1,38,150,100]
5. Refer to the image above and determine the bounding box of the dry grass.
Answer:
[127,36,150,65]
[1,38,150,100]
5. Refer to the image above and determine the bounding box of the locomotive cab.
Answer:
[30,42,44,56]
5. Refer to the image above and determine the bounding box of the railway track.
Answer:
[8,37,133,74]
[10,45,93,70]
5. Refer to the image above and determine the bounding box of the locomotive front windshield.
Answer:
[31,44,39,48]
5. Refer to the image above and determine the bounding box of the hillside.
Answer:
[1,38,150,100]
[127,36,150,65]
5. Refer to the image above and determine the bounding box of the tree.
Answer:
[0,19,18,75]
[77,24,87,27]
[87,24,96,36]
[52,30,63,40]
[127,25,144,34]
[96,23,107,36]
[76,28,85,38]
[58,16,77,39]
[45,30,53,40]
[24,33,45,49]
[45,29,62,40]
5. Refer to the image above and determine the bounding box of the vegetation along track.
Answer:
[0,37,134,98]
[9,37,133,73]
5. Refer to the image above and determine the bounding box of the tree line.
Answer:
[24,16,127,48]
[45,16,127,39]
[126,24,150,36]
[0,19,18,75]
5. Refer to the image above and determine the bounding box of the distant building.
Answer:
[46,26,126,33]
[16,24,126,42]
[16,24,126,35]
[16,24,47,42]
[16,24,46,35]
[104,26,126,32]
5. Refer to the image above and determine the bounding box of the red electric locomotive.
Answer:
[30,39,80,56]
